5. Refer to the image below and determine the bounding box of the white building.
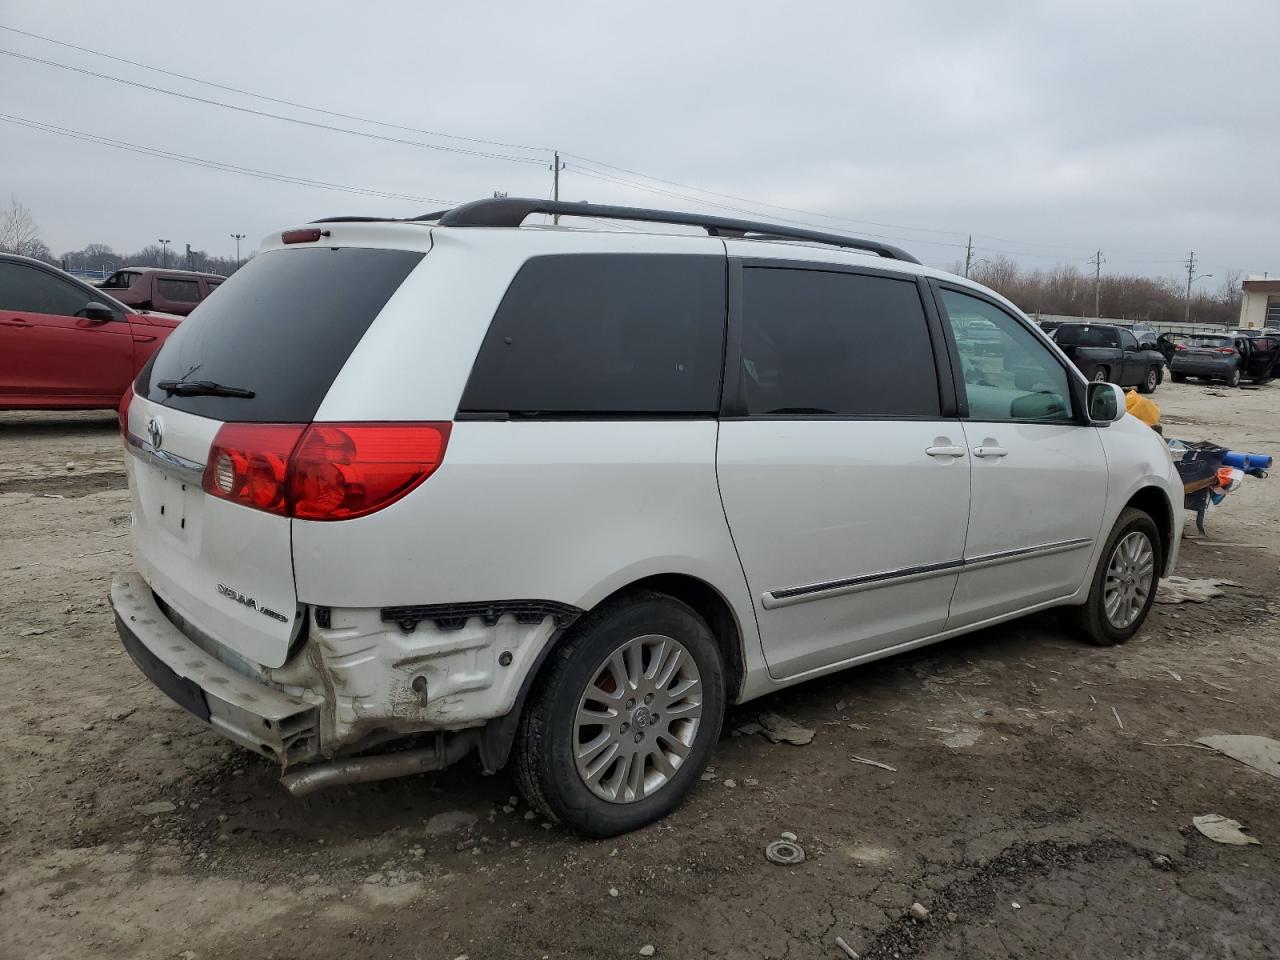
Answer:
[1239,276,1280,329]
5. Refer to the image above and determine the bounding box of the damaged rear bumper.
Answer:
[111,573,323,764]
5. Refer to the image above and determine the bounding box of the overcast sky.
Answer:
[1,0,1276,283]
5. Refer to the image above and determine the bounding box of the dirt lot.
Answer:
[3,383,1279,960]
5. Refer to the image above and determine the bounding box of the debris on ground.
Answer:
[732,721,763,737]
[1155,576,1237,604]
[758,712,815,745]
[909,902,930,921]
[133,800,176,816]
[764,839,806,865]
[1192,814,1261,846]
[850,755,896,772]
[780,831,797,842]
[639,946,655,957]
[834,936,860,959]
[1196,735,1280,781]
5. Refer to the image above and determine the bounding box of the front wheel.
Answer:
[1138,366,1160,394]
[515,591,725,837]
[1073,507,1162,646]
[1093,366,1110,383]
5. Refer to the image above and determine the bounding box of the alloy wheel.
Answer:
[573,633,703,804]
[1103,531,1155,629]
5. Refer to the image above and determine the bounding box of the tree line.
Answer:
[0,196,247,277]
[953,254,1243,326]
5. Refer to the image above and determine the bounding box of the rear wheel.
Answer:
[1093,366,1110,383]
[1138,366,1160,394]
[1227,367,1242,388]
[1073,507,1162,646]
[515,591,725,837]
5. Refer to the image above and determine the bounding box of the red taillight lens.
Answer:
[290,423,451,520]
[201,421,450,521]
[1218,347,1236,355]
[118,386,134,436]
[203,424,306,516]
[1173,343,1186,351]
[281,228,327,244]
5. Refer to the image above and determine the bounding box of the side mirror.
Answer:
[1087,381,1126,424]
[82,302,116,323]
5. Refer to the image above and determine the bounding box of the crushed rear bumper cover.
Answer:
[111,573,321,765]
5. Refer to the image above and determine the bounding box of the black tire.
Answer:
[1137,366,1160,394]
[1171,372,1187,383]
[1093,366,1110,383]
[515,591,725,837]
[1227,367,1242,388]
[1073,507,1163,646]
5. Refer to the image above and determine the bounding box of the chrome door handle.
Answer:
[973,445,1009,459]
[925,444,967,458]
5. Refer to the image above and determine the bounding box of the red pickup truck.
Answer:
[0,254,182,411]
[99,267,225,317]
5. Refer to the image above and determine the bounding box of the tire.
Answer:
[1138,366,1160,394]
[1171,372,1187,383]
[515,591,725,837]
[1093,366,1110,383]
[1227,368,1241,388]
[1073,507,1162,646]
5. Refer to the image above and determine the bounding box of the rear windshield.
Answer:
[139,247,423,422]
[1054,325,1117,347]
[1186,336,1232,348]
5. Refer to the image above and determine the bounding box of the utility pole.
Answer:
[1183,251,1213,324]
[230,233,245,269]
[1089,249,1105,318]
[551,151,564,225]
[964,235,973,278]
[185,243,193,271]
[158,239,170,268]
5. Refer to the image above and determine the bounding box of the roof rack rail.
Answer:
[429,198,919,264]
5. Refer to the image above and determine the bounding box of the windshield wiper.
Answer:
[156,379,255,399]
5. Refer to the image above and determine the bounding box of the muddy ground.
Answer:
[2,382,1278,959]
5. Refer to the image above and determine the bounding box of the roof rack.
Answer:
[426,198,919,264]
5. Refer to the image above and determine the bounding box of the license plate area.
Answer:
[151,471,200,542]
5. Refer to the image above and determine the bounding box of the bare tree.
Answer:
[0,196,52,261]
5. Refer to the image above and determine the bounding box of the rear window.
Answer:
[1186,337,1232,348]
[459,254,726,415]
[1055,325,1118,348]
[140,247,423,422]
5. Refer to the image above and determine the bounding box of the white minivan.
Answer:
[113,198,1181,836]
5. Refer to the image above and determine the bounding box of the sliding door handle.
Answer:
[973,445,1009,459]
[925,444,967,458]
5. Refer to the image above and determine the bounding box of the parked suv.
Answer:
[113,199,1181,836]
[100,267,225,316]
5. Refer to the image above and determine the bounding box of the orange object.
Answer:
[1124,390,1161,428]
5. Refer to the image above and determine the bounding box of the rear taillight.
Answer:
[1173,343,1187,351]
[201,422,450,521]
[204,424,306,515]
[118,387,133,436]
[1218,348,1236,355]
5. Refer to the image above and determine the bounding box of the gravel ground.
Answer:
[2,381,1278,959]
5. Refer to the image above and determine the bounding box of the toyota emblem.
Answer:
[147,416,163,450]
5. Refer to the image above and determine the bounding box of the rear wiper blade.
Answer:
[156,379,256,399]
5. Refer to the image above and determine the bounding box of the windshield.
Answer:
[101,270,139,289]
[138,246,424,422]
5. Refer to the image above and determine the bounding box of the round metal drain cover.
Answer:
[765,840,806,865]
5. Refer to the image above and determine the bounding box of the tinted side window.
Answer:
[157,278,200,303]
[739,267,939,417]
[0,262,92,316]
[939,289,1072,422]
[460,254,726,414]
[1118,329,1138,351]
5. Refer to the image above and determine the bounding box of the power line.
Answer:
[0,114,460,205]
[0,48,548,166]
[0,22,549,154]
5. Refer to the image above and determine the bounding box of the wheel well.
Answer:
[605,574,746,703]
[1125,487,1174,574]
